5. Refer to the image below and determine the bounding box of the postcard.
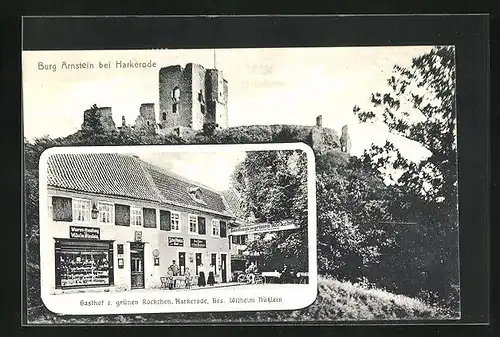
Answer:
[23,38,467,323]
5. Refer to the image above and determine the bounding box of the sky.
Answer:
[23,46,440,190]
[137,151,246,191]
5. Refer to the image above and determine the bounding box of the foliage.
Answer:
[315,151,397,280]
[231,149,309,271]
[353,46,459,309]
[28,275,453,324]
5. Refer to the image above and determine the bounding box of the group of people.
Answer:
[166,260,217,289]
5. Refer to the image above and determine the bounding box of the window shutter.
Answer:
[52,197,72,222]
[160,210,171,231]
[198,216,206,235]
[220,221,227,238]
[115,204,130,226]
[143,208,157,228]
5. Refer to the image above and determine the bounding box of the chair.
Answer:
[166,270,174,289]
[185,271,192,289]
[160,277,168,289]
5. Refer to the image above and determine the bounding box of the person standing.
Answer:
[207,263,216,286]
[168,260,180,288]
[198,262,206,287]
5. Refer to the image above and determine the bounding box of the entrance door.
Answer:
[130,243,144,289]
[221,253,227,283]
[179,252,186,276]
[195,253,202,275]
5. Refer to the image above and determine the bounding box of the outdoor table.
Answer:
[262,271,281,283]
[173,275,186,289]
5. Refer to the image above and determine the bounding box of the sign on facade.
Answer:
[69,226,100,240]
[134,231,142,242]
[190,238,207,248]
[168,236,184,247]
[230,220,300,235]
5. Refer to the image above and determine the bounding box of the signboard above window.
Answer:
[69,226,100,240]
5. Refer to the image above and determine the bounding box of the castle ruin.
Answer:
[79,63,350,155]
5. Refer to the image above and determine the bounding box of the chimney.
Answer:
[122,116,126,127]
[316,115,323,127]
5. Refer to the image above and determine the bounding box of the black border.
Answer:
[19,15,489,326]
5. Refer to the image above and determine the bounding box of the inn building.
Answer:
[43,153,235,294]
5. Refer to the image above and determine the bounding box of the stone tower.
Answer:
[340,125,352,154]
[81,106,117,132]
[158,63,228,135]
[134,103,156,134]
[310,115,325,152]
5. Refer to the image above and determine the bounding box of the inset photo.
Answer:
[38,143,317,315]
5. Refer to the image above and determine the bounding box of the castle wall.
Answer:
[205,69,228,128]
[189,63,207,131]
[134,103,156,134]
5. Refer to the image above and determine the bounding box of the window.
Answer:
[73,199,91,223]
[131,207,143,226]
[220,220,227,238]
[160,210,171,231]
[188,214,198,234]
[115,204,130,226]
[232,235,247,245]
[55,240,113,288]
[98,202,114,224]
[172,87,181,102]
[143,208,157,228]
[212,219,220,237]
[52,196,72,222]
[170,211,181,232]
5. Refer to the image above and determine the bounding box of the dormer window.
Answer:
[188,186,206,204]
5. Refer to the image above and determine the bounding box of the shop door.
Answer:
[179,252,186,276]
[221,254,227,283]
[195,253,202,275]
[130,243,144,289]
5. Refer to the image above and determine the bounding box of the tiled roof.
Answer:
[145,165,228,214]
[220,188,247,220]
[47,153,161,202]
[46,153,229,215]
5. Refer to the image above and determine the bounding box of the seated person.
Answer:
[245,262,258,284]
[184,267,192,289]
[166,270,174,290]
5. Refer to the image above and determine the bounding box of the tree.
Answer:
[231,150,309,270]
[353,46,459,309]
[315,151,396,280]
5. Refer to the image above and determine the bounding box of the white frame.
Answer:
[72,198,91,224]
[170,210,181,233]
[39,142,318,315]
[98,201,114,225]
[130,206,143,227]
[211,219,220,237]
[188,214,198,234]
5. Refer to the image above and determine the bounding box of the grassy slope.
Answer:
[29,276,455,324]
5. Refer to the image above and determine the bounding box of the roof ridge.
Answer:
[133,156,167,203]
[137,158,223,194]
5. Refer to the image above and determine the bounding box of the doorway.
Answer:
[195,253,202,275]
[179,252,186,276]
[221,253,227,283]
[130,243,144,289]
